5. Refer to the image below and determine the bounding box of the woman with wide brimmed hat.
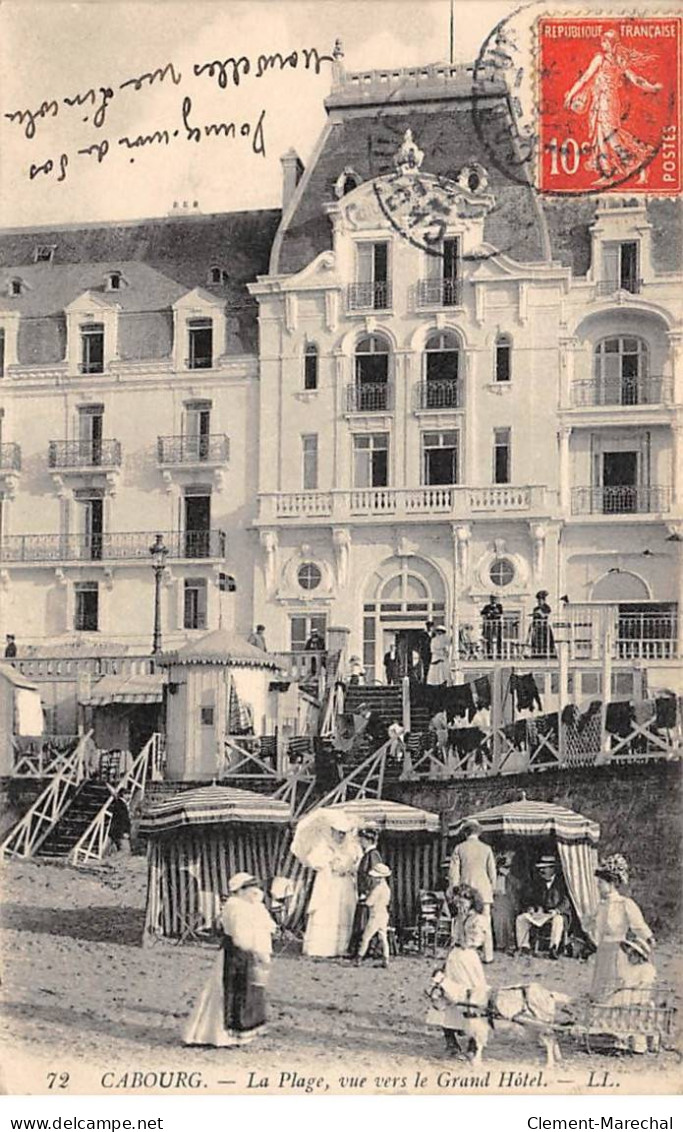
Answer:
[529,590,555,658]
[590,854,654,1003]
[292,809,362,958]
[184,872,276,1047]
[426,625,450,686]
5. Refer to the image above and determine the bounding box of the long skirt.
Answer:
[303,870,356,957]
[183,942,267,1047]
[590,940,631,1003]
[426,947,490,1048]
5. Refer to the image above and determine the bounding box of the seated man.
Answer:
[515,856,571,960]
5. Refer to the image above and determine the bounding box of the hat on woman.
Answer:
[536,590,549,600]
[228,872,259,894]
[368,863,392,878]
[620,936,651,962]
[595,853,629,887]
[434,624,447,634]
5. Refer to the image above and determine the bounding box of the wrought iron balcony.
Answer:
[571,485,672,515]
[595,278,642,297]
[346,382,393,413]
[0,529,227,563]
[48,439,122,470]
[415,379,462,410]
[347,281,392,311]
[157,435,230,465]
[571,375,672,407]
[0,443,21,471]
[416,278,462,307]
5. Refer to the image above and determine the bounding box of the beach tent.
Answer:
[286,798,442,930]
[448,799,600,937]
[141,785,291,941]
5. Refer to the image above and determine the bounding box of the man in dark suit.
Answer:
[418,621,434,684]
[515,856,571,959]
[348,826,383,957]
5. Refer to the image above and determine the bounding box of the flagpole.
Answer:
[449,0,454,65]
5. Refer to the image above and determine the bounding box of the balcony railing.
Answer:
[263,484,550,522]
[157,435,230,465]
[571,376,673,407]
[347,281,392,311]
[0,443,21,471]
[595,278,642,297]
[48,439,122,470]
[346,382,392,413]
[617,614,677,660]
[0,529,227,563]
[416,278,462,307]
[415,379,462,410]
[571,485,672,515]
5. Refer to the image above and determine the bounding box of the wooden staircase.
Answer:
[344,684,403,726]
[36,781,111,859]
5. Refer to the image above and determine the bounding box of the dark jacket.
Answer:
[357,847,383,898]
[526,873,570,915]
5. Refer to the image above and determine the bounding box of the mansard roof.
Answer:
[0,209,281,354]
[273,85,549,274]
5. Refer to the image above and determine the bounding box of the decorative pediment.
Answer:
[284,251,338,290]
[173,287,224,314]
[65,289,116,315]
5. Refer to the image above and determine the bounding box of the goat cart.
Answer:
[577,992,678,1056]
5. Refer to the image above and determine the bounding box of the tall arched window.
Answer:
[423,330,460,408]
[495,333,512,383]
[594,336,649,405]
[352,334,391,412]
[304,342,318,391]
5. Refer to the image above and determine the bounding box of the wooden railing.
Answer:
[70,733,163,865]
[12,736,80,778]
[0,732,92,860]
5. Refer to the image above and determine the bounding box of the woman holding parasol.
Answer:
[292,809,362,958]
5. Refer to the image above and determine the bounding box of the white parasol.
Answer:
[290,807,356,867]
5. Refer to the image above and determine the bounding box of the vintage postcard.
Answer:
[0,0,681,1099]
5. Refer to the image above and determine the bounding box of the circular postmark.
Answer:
[363,70,538,263]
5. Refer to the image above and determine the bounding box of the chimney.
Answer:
[280,148,304,211]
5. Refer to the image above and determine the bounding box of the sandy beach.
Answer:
[0,855,680,1096]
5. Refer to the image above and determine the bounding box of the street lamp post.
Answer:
[149,534,168,657]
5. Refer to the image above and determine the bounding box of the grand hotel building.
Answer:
[0,57,681,715]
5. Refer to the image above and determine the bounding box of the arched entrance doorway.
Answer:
[362,557,446,682]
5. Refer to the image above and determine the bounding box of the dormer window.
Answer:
[34,245,56,264]
[9,279,23,297]
[80,322,104,374]
[188,318,213,370]
[600,241,640,295]
[208,265,228,285]
[335,167,361,199]
[106,271,122,291]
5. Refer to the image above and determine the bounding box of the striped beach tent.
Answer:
[448,799,600,938]
[142,786,291,941]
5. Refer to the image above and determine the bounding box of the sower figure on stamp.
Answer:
[448,820,496,963]
[349,826,383,957]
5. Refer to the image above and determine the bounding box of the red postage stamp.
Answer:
[537,15,682,194]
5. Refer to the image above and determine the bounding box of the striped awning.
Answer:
[327,798,440,833]
[81,673,165,706]
[448,800,600,845]
[139,785,291,834]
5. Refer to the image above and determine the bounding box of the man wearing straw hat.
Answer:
[355,863,392,968]
[515,856,570,959]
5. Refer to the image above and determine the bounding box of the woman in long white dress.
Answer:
[303,823,361,958]
[590,854,653,1002]
[427,626,450,686]
[184,872,276,1047]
